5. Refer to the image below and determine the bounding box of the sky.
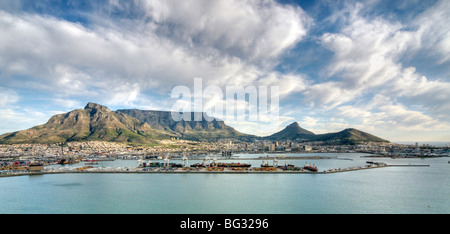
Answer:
[0,0,449,142]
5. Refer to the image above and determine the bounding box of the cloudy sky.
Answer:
[0,0,449,142]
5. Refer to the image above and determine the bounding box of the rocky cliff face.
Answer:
[116,109,247,140]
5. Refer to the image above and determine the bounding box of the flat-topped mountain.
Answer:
[116,109,248,141]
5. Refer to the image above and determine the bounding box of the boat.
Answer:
[139,161,182,168]
[216,162,251,168]
[304,163,318,172]
[138,161,161,168]
[191,162,251,168]
[146,162,163,168]
[280,164,302,171]
[85,160,99,165]
[58,158,79,165]
[169,163,183,168]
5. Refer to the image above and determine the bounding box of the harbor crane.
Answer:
[181,154,189,168]
[163,156,170,169]
[203,155,211,167]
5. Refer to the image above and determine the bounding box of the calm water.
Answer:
[1,153,449,214]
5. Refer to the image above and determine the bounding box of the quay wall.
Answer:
[0,164,430,178]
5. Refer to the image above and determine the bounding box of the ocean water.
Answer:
[0,153,449,214]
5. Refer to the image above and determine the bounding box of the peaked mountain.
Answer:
[266,122,388,144]
[116,109,251,141]
[266,122,315,140]
[0,103,170,144]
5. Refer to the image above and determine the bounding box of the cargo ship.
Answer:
[139,161,182,168]
[58,158,79,165]
[85,160,99,165]
[214,162,251,168]
[304,163,318,172]
[191,162,251,168]
[261,162,276,167]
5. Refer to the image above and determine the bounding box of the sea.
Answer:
[0,153,449,214]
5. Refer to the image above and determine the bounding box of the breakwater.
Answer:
[1,163,431,178]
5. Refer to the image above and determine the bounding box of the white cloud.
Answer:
[130,0,312,64]
[331,94,450,141]
[293,0,450,141]
[0,107,51,135]
[0,0,311,106]
[52,98,82,109]
[0,87,19,106]
[301,0,450,134]
[307,10,415,108]
[412,0,450,65]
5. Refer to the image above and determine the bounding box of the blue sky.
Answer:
[0,0,449,142]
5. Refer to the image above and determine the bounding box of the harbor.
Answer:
[1,152,448,214]
[0,159,430,177]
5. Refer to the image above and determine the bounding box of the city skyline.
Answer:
[0,0,449,142]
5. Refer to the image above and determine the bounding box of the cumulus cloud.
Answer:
[295,0,450,141]
[412,0,450,65]
[120,0,312,64]
[304,5,415,108]
[303,0,450,125]
[0,87,19,106]
[0,0,311,108]
[337,94,446,131]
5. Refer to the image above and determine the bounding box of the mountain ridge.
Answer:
[266,122,388,145]
[0,103,389,145]
[0,103,169,144]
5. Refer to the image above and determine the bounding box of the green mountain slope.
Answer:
[314,128,389,145]
[266,122,388,144]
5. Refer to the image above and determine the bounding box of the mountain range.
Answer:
[0,102,388,145]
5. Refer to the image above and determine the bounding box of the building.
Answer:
[303,145,312,152]
[27,164,44,172]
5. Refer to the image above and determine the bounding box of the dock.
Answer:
[2,164,431,177]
